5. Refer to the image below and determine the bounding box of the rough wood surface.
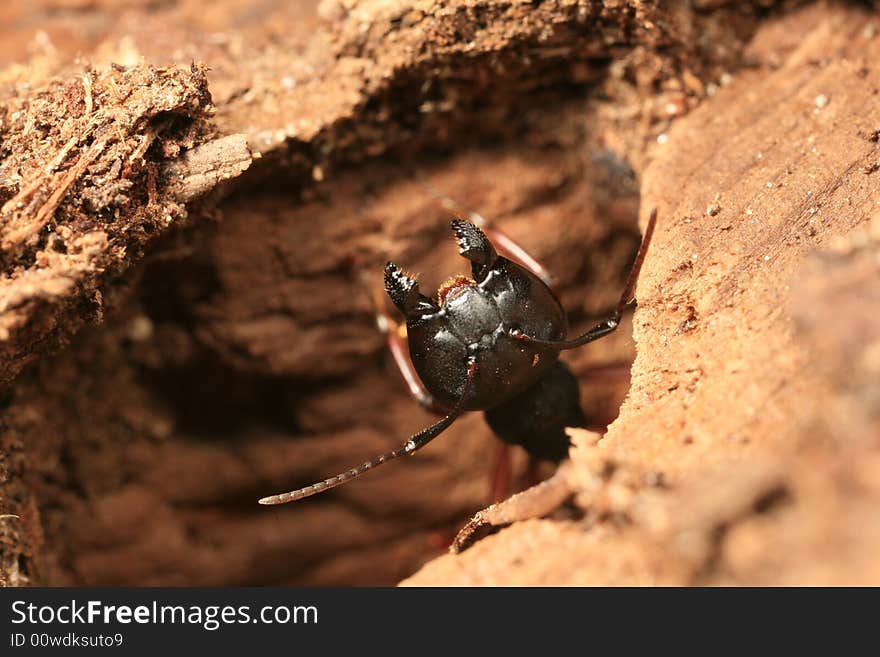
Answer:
[0,61,253,385]
[3,0,878,587]
[405,3,880,585]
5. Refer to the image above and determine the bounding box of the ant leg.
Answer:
[452,460,576,553]
[426,181,553,285]
[510,209,657,351]
[367,274,446,415]
[577,360,633,430]
[490,442,512,503]
[258,358,478,505]
[578,360,633,383]
[480,223,553,286]
[524,457,543,489]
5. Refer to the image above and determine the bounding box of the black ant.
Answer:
[259,208,657,505]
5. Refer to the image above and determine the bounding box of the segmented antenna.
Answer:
[509,208,659,351]
[258,445,412,505]
[614,207,658,318]
[258,359,478,505]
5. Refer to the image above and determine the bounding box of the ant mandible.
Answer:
[259,208,658,505]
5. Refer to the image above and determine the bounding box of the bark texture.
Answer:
[2,0,877,586]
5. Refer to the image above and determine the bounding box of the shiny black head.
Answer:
[384,220,566,411]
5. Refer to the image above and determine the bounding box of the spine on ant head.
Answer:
[257,445,411,505]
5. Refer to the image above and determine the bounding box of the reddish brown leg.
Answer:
[481,224,553,287]
[577,360,633,384]
[524,457,543,490]
[490,442,512,503]
[420,179,554,285]
[368,278,446,415]
[577,360,634,431]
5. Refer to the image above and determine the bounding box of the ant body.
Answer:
[259,209,657,505]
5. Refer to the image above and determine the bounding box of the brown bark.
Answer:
[406,3,880,585]
[2,0,877,587]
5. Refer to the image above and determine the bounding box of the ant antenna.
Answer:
[259,359,477,504]
[510,208,658,351]
[613,207,657,317]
